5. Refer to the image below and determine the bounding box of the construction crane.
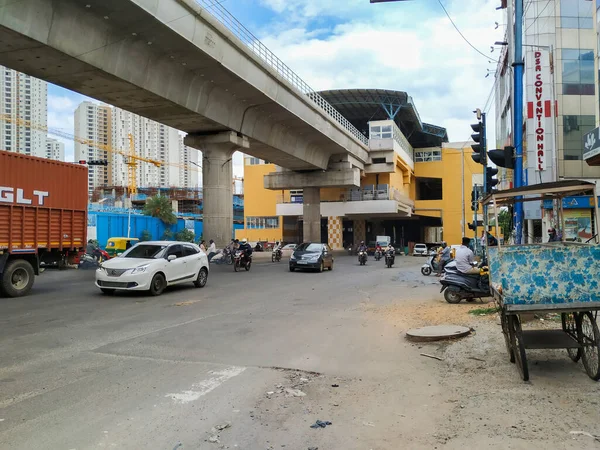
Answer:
[0,114,202,195]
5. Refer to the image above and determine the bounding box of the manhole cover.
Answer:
[405,325,471,342]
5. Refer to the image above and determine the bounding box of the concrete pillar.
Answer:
[303,187,321,243]
[327,216,343,250]
[184,132,249,249]
[353,219,366,248]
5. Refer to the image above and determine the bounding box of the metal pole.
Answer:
[513,0,525,244]
[482,112,488,260]
[461,145,465,237]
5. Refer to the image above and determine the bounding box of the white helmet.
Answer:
[241,238,248,244]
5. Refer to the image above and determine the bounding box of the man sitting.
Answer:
[455,237,480,275]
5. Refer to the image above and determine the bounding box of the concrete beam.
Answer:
[263,169,360,190]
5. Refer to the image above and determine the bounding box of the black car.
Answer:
[289,243,334,272]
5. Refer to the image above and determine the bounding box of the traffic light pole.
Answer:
[513,0,525,244]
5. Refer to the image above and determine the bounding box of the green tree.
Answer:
[498,209,511,239]
[161,229,174,241]
[139,230,152,242]
[175,229,195,243]
[143,195,177,225]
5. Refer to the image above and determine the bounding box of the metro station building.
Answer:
[236,89,483,249]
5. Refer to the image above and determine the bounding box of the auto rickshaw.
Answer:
[105,237,139,257]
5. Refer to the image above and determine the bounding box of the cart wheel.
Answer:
[501,310,515,363]
[578,312,600,381]
[509,315,529,381]
[561,312,582,362]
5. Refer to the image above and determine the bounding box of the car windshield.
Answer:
[416,244,426,248]
[121,244,167,259]
[296,243,322,253]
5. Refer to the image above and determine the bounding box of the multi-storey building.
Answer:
[495,0,598,242]
[236,89,483,248]
[0,66,47,157]
[45,137,65,161]
[74,101,112,196]
[110,107,199,189]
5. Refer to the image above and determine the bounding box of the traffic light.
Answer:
[467,220,483,231]
[88,160,108,166]
[486,167,499,193]
[471,121,485,164]
[78,160,87,164]
[488,146,515,169]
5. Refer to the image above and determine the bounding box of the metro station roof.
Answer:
[319,89,448,148]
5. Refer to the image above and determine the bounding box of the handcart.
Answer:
[482,181,600,381]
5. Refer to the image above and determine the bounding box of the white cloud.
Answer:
[255,0,504,144]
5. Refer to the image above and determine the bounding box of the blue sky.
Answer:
[48,0,504,166]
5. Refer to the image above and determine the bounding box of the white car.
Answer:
[413,243,428,256]
[281,244,297,257]
[95,241,209,296]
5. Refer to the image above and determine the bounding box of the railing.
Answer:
[275,185,414,206]
[196,0,368,147]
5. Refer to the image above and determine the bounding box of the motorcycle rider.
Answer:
[358,241,368,262]
[375,243,383,259]
[273,241,282,258]
[455,237,480,275]
[436,241,451,277]
[238,238,253,265]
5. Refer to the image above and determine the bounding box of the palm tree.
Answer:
[143,195,177,225]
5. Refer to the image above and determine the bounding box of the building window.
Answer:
[248,157,262,165]
[563,115,595,160]
[372,157,386,164]
[416,177,443,200]
[246,216,280,229]
[562,49,595,94]
[415,150,442,162]
[370,124,392,139]
[560,0,593,28]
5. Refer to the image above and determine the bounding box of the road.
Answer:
[1,255,600,449]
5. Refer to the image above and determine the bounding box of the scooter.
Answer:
[421,251,452,276]
[439,263,491,304]
[358,251,367,266]
[272,247,282,262]
[374,249,382,261]
[384,250,395,268]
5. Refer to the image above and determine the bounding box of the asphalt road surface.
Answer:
[2,255,600,449]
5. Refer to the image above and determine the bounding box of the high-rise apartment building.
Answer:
[0,66,47,157]
[45,137,65,161]
[110,107,199,189]
[494,0,598,241]
[74,101,112,195]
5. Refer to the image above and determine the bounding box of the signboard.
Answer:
[542,196,597,210]
[583,126,600,161]
[526,49,555,180]
[564,210,593,242]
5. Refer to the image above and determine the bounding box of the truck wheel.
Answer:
[1,260,35,298]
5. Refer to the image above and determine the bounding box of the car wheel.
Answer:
[194,267,208,288]
[328,261,333,271]
[319,261,324,273]
[149,273,166,296]
[289,266,295,272]
[101,288,115,295]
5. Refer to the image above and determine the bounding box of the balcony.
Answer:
[276,184,414,218]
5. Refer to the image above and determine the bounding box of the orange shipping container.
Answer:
[0,150,88,252]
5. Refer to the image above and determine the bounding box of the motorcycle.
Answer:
[374,249,382,261]
[358,251,367,266]
[272,248,282,263]
[439,263,491,304]
[384,250,395,268]
[233,250,252,272]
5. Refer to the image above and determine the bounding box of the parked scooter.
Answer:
[358,251,367,266]
[439,262,491,303]
[384,249,395,268]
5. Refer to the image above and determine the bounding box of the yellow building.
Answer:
[236,90,484,249]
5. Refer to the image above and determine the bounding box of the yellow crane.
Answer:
[0,114,202,195]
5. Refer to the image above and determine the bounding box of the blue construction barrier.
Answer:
[89,211,243,248]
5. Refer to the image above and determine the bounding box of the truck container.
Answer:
[0,150,87,297]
